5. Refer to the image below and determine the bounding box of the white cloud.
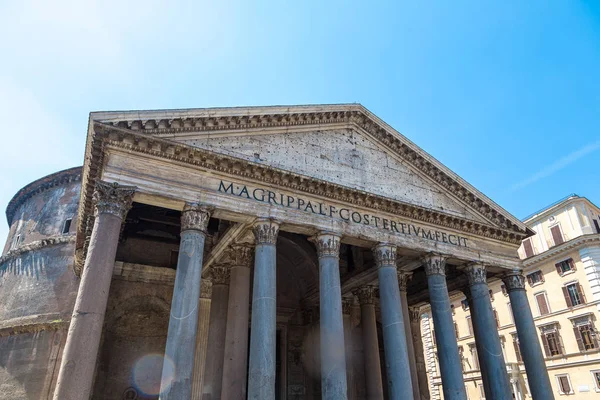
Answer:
[511,140,600,191]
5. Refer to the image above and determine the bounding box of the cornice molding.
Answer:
[76,107,530,253]
[0,235,75,266]
[6,167,82,226]
[0,315,68,337]
[523,234,600,267]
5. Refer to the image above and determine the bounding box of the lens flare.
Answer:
[132,353,175,396]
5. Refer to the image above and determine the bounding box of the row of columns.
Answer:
[52,181,554,400]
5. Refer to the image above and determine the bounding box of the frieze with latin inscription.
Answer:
[218,180,469,247]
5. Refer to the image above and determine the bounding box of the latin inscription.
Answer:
[218,180,468,247]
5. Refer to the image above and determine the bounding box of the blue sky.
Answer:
[1,1,599,243]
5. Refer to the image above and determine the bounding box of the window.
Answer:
[523,238,534,258]
[555,259,575,276]
[431,329,436,346]
[572,317,599,352]
[461,299,470,311]
[563,282,586,307]
[10,233,20,250]
[526,271,544,287]
[592,370,600,391]
[556,374,573,395]
[501,284,508,296]
[466,316,474,336]
[534,292,551,316]
[550,225,564,247]
[540,324,563,357]
[62,218,72,234]
[493,309,500,328]
[512,334,522,362]
[478,383,486,399]
[468,343,479,370]
[454,321,460,338]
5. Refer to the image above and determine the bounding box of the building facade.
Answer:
[423,194,600,399]
[0,104,554,400]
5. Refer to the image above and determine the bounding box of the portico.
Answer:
[54,104,552,400]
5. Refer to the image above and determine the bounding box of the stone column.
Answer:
[502,271,555,400]
[53,181,135,400]
[202,266,230,400]
[464,263,512,400]
[191,280,212,400]
[352,285,384,400]
[398,271,420,400]
[342,298,356,400]
[159,204,211,400]
[312,232,348,400]
[221,244,253,400]
[374,243,413,400]
[409,307,430,400]
[423,254,467,400]
[247,219,279,400]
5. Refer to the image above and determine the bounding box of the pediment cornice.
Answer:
[75,115,530,256]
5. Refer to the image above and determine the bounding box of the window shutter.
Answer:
[513,339,522,362]
[523,239,534,257]
[536,294,549,315]
[573,326,585,351]
[569,258,576,272]
[526,274,533,286]
[577,283,587,304]
[494,310,500,328]
[562,287,573,307]
[555,262,562,274]
[550,225,564,246]
[540,334,551,357]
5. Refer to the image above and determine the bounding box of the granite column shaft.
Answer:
[375,244,413,400]
[353,286,384,400]
[202,266,230,400]
[53,181,135,400]
[503,272,555,400]
[409,307,431,400]
[314,232,348,400]
[221,244,253,400]
[159,204,211,400]
[464,264,512,400]
[398,272,420,400]
[247,219,279,400]
[423,254,467,400]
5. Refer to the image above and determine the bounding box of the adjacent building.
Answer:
[423,194,600,399]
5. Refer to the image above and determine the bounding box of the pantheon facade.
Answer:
[0,105,553,400]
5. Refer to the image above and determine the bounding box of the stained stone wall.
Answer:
[0,168,82,400]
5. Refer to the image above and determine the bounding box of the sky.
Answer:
[0,0,599,243]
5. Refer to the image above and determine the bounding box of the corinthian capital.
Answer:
[228,244,254,268]
[422,253,448,277]
[464,263,487,286]
[353,285,377,305]
[397,271,413,292]
[200,279,213,299]
[211,265,231,285]
[502,270,526,292]
[252,219,280,245]
[373,243,397,267]
[93,181,136,220]
[181,203,211,232]
[311,232,341,258]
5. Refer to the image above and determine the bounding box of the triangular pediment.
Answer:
[88,104,531,238]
